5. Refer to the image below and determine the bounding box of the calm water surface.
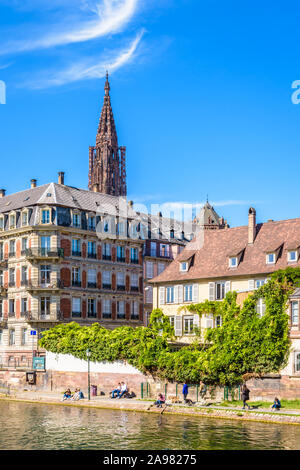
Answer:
[0,401,299,450]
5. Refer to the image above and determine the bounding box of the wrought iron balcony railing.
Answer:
[23,248,64,259]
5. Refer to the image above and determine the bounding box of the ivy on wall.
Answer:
[39,268,299,386]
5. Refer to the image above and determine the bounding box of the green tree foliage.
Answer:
[39,268,297,385]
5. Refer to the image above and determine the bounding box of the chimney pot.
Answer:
[0,189,6,198]
[248,207,256,244]
[58,172,65,185]
[93,183,99,193]
[30,179,37,189]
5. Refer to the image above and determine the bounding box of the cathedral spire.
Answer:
[88,74,127,197]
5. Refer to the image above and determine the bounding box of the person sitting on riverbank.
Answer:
[118,382,128,399]
[62,388,72,401]
[111,383,121,399]
[147,393,166,410]
[72,388,84,401]
[271,397,281,410]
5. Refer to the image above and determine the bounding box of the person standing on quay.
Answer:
[182,382,189,404]
[241,384,250,410]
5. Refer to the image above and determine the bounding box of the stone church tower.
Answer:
[88,73,127,196]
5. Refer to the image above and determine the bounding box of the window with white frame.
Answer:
[21,328,27,345]
[266,253,275,264]
[21,266,28,284]
[117,246,125,261]
[150,242,156,257]
[180,261,188,272]
[117,300,125,319]
[215,282,225,300]
[0,216,4,231]
[291,301,299,325]
[131,301,139,319]
[72,212,81,228]
[288,251,298,262]
[184,285,193,302]
[9,329,15,345]
[146,261,154,279]
[166,286,174,303]
[117,272,125,288]
[255,279,266,289]
[229,257,237,268]
[22,211,28,226]
[88,298,96,317]
[41,236,50,255]
[72,239,81,256]
[0,242,3,260]
[295,352,300,372]
[9,299,15,314]
[145,286,153,303]
[88,215,96,231]
[0,270,3,287]
[41,209,50,224]
[9,214,16,229]
[131,273,139,290]
[21,237,28,252]
[41,297,51,316]
[103,243,111,259]
[9,240,15,257]
[72,297,81,316]
[169,316,175,328]
[102,270,111,288]
[183,316,194,335]
[160,244,170,257]
[87,269,97,287]
[21,298,28,313]
[88,241,96,258]
[131,247,138,262]
[9,268,15,285]
[72,267,81,286]
[256,298,266,317]
[40,265,51,285]
[102,299,111,318]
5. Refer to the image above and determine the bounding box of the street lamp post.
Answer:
[86,348,91,400]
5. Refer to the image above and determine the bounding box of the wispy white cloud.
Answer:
[0,0,139,55]
[25,30,144,89]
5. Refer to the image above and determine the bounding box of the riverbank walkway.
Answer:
[1,389,300,426]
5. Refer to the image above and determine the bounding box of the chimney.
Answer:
[30,179,37,189]
[128,200,134,208]
[0,189,6,198]
[58,172,65,185]
[93,183,99,193]
[248,207,256,244]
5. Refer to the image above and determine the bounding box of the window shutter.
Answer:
[159,287,165,305]
[248,279,255,291]
[225,281,231,294]
[205,314,214,329]
[174,285,179,304]
[208,282,215,301]
[178,285,183,304]
[175,316,182,337]
[193,314,200,329]
[192,284,199,302]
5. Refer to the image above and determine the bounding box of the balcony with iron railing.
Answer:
[131,258,139,264]
[87,252,97,259]
[87,282,97,289]
[102,283,112,290]
[9,251,15,258]
[0,258,8,268]
[72,250,82,257]
[26,280,63,292]
[102,254,111,261]
[117,285,126,291]
[23,248,64,260]
[72,311,82,318]
[0,282,8,294]
[117,257,126,263]
[131,286,139,292]
[23,311,62,323]
[72,280,82,288]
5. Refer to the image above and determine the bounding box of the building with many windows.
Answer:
[150,208,300,380]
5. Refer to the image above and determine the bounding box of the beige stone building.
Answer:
[150,208,300,380]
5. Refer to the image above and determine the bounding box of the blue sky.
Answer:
[0,0,300,228]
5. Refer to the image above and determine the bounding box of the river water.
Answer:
[0,401,299,450]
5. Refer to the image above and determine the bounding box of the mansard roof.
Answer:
[150,217,300,283]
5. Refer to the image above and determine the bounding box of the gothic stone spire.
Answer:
[88,73,127,196]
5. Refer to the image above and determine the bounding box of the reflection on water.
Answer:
[0,401,299,450]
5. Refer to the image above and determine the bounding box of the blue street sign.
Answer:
[30,330,37,336]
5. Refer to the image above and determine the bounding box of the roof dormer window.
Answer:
[266,253,275,264]
[0,216,4,231]
[288,250,298,263]
[9,213,16,229]
[41,209,50,225]
[72,212,81,228]
[21,210,28,227]
[229,256,237,268]
[180,261,188,272]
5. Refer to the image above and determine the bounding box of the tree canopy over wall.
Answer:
[39,268,299,385]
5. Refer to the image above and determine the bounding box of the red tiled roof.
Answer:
[149,218,300,283]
